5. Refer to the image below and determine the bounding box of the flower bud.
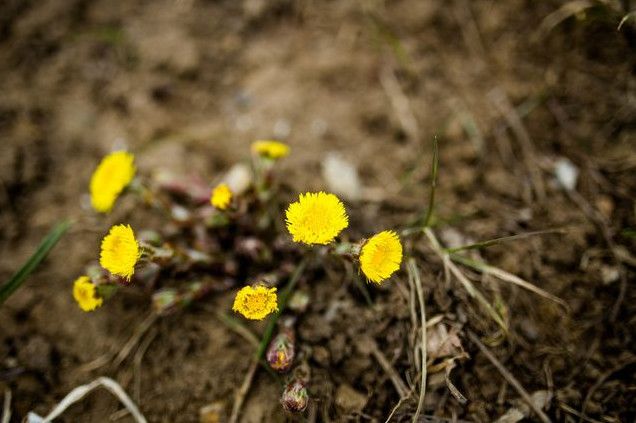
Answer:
[280,380,308,413]
[266,328,295,372]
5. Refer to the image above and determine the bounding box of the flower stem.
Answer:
[423,135,439,229]
[255,258,308,360]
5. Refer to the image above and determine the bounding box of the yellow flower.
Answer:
[285,192,348,245]
[90,151,136,213]
[211,183,233,210]
[232,285,278,320]
[251,140,290,159]
[100,224,139,281]
[73,276,103,312]
[359,230,403,284]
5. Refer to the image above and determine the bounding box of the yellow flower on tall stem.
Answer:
[251,140,290,159]
[285,192,348,245]
[210,183,233,210]
[100,224,140,281]
[89,151,136,213]
[359,230,403,284]
[73,276,103,312]
[232,285,278,320]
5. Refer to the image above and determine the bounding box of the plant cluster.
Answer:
[72,140,403,412]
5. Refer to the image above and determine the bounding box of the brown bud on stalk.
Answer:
[280,379,308,413]
[266,318,296,372]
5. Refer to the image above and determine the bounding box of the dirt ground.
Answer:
[1,0,635,422]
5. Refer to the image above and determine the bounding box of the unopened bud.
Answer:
[280,380,308,413]
[266,328,295,372]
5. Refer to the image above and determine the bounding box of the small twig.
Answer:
[408,259,428,423]
[467,331,551,423]
[113,313,159,368]
[229,359,259,423]
[578,357,636,423]
[27,377,147,423]
[361,337,409,399]
[558,401,605,423]
[134,328,158,404]
[384,397,405,423]
[2,390,10,423]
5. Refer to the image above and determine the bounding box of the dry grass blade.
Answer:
[1,390,10,423]
[113,313,159,368]
[425,228,507,332]
[467,331,551,423]
[407,258,427,423]
[229,359,259,423]
[450,254,568,310]
[26,377,147,423]
[380,65,419,143]
[578,357,636,423]
[488,88,546,202]
[359,336,409,399]
[618,11,636,31]
[535,0,596,38]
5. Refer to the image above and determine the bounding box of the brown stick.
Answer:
[229,359,259,423]
[467,331,551,423]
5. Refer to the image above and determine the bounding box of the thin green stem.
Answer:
[444,228,566,254]
[255,258,308,360]
[423,136,439,229]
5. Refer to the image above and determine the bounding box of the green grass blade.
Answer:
[444,228,566,254]
[0,220,72,305]
[423,136,439,229]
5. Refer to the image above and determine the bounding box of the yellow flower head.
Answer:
[285,192,348,245]
[90,151,136,213]
[251,140,290,159]
[211,183,233,210]
[232,285,278,320]
[359,230,403,284]
[100,224,139,281]
[73,276,103,312]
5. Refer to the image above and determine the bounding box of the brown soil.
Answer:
[1,0,635,422]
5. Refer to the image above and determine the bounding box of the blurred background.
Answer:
[0,0,634,421]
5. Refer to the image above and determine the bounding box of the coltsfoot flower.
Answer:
[251,140,290,159]
[90,151,136,213]
[285,192,348,245]
[232,285,278,320]
[100,224,140,281]
[210,183,233,210]
[73,276,103,312]
[359,230,403,284]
